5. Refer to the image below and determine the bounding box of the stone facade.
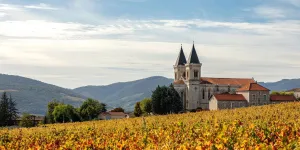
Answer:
[173,44,255,110]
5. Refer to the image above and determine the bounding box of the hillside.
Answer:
[260,78,300,91]
[74,76,173,111]
[0,74,86,115]
[1,103,300,149]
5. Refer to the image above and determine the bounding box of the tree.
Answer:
[140,98,152,114]
[53,104,81,123]
[151,84,183,115]
[46,99,61,123]
[19,113,35,128]
[0,93,19,126]
[8,94,18,124]
[168,84,183,113]
[271,91,294,96]
[111,107,125,112]
[134,102,142,117]
[101,103,107,112]
[80,98,103,121]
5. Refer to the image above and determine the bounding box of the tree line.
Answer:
[133,84,183,117]
[45,98,107,124]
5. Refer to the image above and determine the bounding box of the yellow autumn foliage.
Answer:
[1,102,300,149]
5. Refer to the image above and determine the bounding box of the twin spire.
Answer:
[175,42,200,66]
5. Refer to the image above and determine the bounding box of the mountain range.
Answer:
[1,73,300,114]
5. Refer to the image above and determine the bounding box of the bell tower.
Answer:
[185,42,202,110]
[174,44,187,81]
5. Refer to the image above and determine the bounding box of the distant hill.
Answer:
[74,76,173,111]
[0,74,86,115]
[259,78,300,91]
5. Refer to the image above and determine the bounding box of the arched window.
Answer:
[202,88,205,99]
[208,89,211,99]
[182,72,186,79]
[194,70,198,78]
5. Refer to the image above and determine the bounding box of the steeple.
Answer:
[175,44,187,66]
[187,42,200,64]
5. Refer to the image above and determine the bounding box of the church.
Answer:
[173,43,297,110]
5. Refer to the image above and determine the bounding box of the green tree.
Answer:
[271,91,294,96]
[8,94,18,124]
[134,102,142,117]
[46,99,61,123]
[0,92,10,126]
[151,84,183,115]
[19,113,35,128]
[111,107,125,112]
[53,104,81,123]
[140,98,152,114]
[80,98,103,121]
[101,103,107,112]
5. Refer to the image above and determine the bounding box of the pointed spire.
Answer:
[188,42,200,64]
[175,44,187,66]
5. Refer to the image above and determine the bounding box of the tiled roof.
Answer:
[237,83,270,92]
[287,88,300,92]
[187,43,200,64]
[174,80,185,85]
[214,94,246,101]
[270,95,297,101]
[175,45,187,66]
[201,77,255,86]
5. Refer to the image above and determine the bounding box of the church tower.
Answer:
[185,42,202,110]
[174,44,187,80]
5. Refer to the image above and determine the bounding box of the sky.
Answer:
[0,0,299,88]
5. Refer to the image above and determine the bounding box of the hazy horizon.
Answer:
[0,0,299,88]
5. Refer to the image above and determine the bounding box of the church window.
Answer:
[252,94,256,101]
[182,72,186,78]
[194,70,198,78]
[263,95,267,101]
[202,88,205,99]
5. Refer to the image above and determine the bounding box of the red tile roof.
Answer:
[237,83,270,92]
[270,95,297,101]
[200,77,255,86]
[214,94,246,101]
[174,80,185,85]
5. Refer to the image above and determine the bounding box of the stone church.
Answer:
[173,43,259,110]
[173,43,297,111]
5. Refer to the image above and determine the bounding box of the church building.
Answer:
[172,43,290,110]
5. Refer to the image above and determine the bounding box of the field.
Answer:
[1,103,300,149]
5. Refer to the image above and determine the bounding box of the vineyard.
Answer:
[1,103,300,149]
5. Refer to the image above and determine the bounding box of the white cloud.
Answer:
[24,3,58,10]
[253,6,286,19]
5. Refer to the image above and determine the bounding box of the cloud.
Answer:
[24,3,58,10]
[278,0,300,7]
[252,6,286,19]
